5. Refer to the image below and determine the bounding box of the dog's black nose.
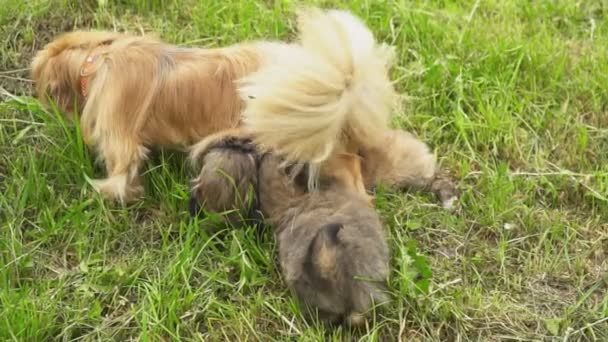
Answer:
[188,191,205,218]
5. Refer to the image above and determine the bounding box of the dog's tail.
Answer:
[239,8,396,184]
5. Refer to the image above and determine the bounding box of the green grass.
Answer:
[1,0,607,340]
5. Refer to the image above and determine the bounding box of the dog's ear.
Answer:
[31,50,53,99]
[305,223,342,280]
[31,47,80,116]
[31,53,46,86]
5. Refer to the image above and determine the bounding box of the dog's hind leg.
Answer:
[321,153,373,205]
[360,129,458,209]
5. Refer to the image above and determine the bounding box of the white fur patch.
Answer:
[442,196,458,210]
[91,175,129,204]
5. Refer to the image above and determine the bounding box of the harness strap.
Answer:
[79,42,112,98]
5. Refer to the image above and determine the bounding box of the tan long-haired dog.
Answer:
[189,134,389,326]
[33,7,457,206]
[31,30,291,202]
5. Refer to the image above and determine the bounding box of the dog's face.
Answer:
[31,31,120,116]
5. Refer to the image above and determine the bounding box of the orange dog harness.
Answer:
[79,42,112,98]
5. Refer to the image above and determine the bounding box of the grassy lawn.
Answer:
[1,0,607,340]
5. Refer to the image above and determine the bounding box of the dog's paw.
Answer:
[441,195,458,210]
[91,176,143,204]
[430,174,458,210]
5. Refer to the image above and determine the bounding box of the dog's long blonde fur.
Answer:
[239,8,397,189]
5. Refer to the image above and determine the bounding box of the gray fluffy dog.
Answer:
[189,135,390,326]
